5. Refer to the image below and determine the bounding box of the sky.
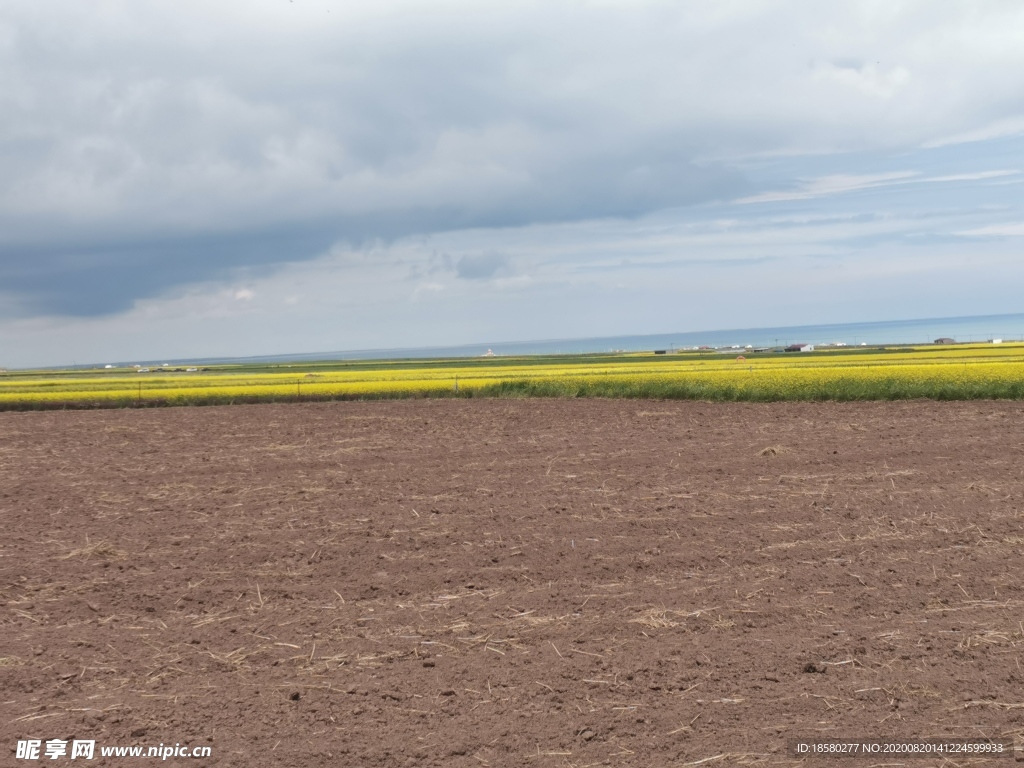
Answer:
[2,0,1024,367]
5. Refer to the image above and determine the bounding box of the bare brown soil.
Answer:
[2,400,1024,767]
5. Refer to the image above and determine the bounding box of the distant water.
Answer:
[160,312,1024,366]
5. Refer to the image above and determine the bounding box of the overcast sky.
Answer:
[2,1,1024,367]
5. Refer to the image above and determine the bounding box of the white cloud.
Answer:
[927,171,1019,183]
[737,169,1019,204]
[957,223,1024,237]
[411,282,446,300]
[923,116,1024,149]
[811,61,911,100]
[736,172,920,204]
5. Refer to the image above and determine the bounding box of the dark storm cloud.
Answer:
[3,2,1024,318]
[0,141,740,316]
[0,227,336,316]
[0,1,751,316]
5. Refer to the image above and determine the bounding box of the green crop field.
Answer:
[3,343,1024,410]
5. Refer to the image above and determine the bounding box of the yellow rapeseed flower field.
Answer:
[2,343,1024,408]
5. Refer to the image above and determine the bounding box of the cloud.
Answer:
[927,171,1019,183]
[0,225,336,316]
[811,60,911,100]
[957,223,1024,237]
[736,172,920,204]
[4,1,1024,327]
[737,170,1019,204]
[455,252,511,280]
[6,184,1024,369]
[411,281,446,300]
[923,116,1024,148]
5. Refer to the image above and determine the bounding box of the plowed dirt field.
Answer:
[2,400,1023,766]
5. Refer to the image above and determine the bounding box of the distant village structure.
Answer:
[934,337,956,344]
